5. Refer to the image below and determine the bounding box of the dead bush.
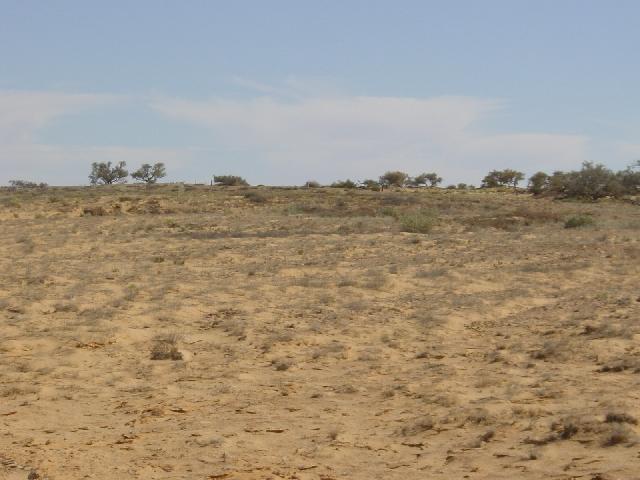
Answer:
[82,206,106,216]
[150,334,183,360]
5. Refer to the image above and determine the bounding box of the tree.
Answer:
[304,180,321,188]
[8,180,47,189]
[361,179,381,191]
[548,171,569,195]
[481,170,502,188]
[410,173,428,187]
[499,169,525,190]
[379,171,409,188]
[213,175,249,186]
[527,172,549,195]
[563,162,621,199]
[330,179,357,189]
[545,163,621,199]
[410,172,442,187]
[615,160,640,194]
[131,163,166,184]
[424,172,442,187]
[618,167,640,193]
[481,169,524,189]
[89,161,128,185]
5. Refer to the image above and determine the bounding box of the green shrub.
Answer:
[214,175,249,186]
[330,179,357,189]
[549,163,621,199]
[399,210,436,233]
[243,191,268,203]
[379,171,409,188]
[361,179,381,191]
[564,215,594,229]
[528,172,550,195]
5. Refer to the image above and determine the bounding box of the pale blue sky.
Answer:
[1,1,639,185]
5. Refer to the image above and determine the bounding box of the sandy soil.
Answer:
[1,185,640,479]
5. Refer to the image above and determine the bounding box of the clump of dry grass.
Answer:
[53,302,78,313]
[398,210,436,233]
[415,268,447,279]
[311,342,345,360]
[601,424,635,447]
[510,206,562,224]
[272,359,292,371]
[82,205,106,216]
[605,412,637,425]
[244,191,269,204]
[292,275,328,288]
[565,214,594,229]
[361,269,388,289]
[531,340,570,361]
[336,276,357,288]
[399,417,435,436]
[582,322,634,339]
[150,334,183,360]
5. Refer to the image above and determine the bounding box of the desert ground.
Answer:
[1,184,639,480]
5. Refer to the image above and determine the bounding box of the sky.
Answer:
[1,0,639,186]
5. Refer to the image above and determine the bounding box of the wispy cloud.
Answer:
[0,90,194,185]
[151,93,589,184]
[0,90,121,144]
[0,87,599,185]
[3,143,190,185]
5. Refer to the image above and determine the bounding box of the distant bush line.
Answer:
[5,160,640,201]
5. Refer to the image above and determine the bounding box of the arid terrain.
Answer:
[1,185,640,480]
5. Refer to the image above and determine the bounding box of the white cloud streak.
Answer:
[3,144,190,185]
[0,90,120,144]
[150,94,590,184]
[0,88,597,185]
[0,90,195,184]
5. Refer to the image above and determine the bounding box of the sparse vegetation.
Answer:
[398,210,436,233]
[2,183,639,478]
[8,180,48,189]
[564,214,594,228]
[150,334,183,360]
[243,191,269,203]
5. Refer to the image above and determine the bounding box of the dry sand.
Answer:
[1,185,639,479]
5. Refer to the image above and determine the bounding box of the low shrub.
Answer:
[564,215,594,229]
[399,210,436,233]
[243,191,269,203]
[150,334,183,360]
[214,175,249,186]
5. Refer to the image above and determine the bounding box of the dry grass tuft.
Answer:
[150,334,183,360]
